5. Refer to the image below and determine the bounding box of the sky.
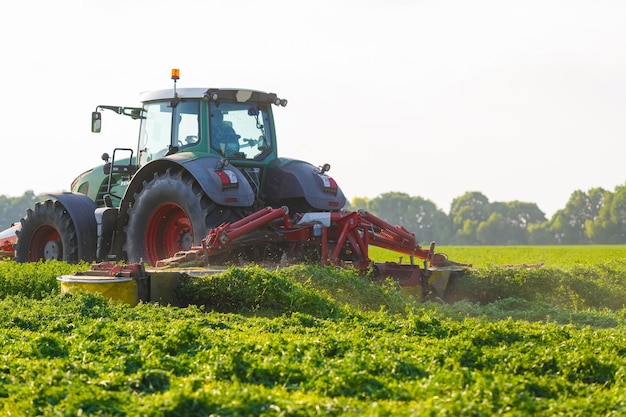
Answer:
[1,0,625,219]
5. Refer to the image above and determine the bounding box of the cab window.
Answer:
[209,102,272,159]
[138,100,200,166]
[139,102,172,165]
[175,100,200,149]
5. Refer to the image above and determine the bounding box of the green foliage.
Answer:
[175,265,409,317]
[446,262,626,311]
[586,184,626,244]
[282,264,410,314]
[1,254,626,415]
[449,192,549,245]
[0,291,624,416]
[176,265,345,318]
[0,190,40,231]
[350,183,626,245]
[417,246,626,311]
[0,260,88,299]
[367,192,451,244]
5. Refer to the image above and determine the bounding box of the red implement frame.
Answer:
[157,207,470,277]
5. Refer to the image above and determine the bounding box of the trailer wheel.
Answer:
[124,168,239,265]
[15,200,79,263]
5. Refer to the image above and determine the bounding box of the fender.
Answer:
[45,192,97,261]
[262,158,347,210]
[121,153,255,210]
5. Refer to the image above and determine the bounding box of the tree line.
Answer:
[1,185,625,245]
[0,191,39,232]
[349,183,626,245]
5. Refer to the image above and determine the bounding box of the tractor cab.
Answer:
[136,89,282,165]
[80,70,287,209]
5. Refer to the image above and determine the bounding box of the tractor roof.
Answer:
[140,88,271,103]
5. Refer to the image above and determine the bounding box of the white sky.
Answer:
[1,0,625,218]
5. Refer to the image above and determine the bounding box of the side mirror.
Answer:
[92,112,102,133]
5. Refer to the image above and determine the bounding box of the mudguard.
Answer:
[121,154,255,208]
[46,192,97,261]
[262,158,347,210]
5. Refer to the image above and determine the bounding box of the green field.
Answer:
[370,244,626,269]
[1,247,625,415]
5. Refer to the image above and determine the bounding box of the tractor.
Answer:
[15,69,344,265]
[5,69,469,300]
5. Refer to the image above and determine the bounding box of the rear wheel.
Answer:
[15,200,79,263]
[124,168,240,265]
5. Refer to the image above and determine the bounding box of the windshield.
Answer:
[209,101,272,159]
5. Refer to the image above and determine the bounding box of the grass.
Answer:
[416,244,626,269]
[1,250,625,416]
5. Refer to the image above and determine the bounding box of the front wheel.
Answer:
[15,200,79,263]
[124,168,240,265]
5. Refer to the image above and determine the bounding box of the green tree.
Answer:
[410,197,452,244]
[478,201,546,245]
[449,192,490,244]
[368,192,411,225]
[501,201,546,229]
[450,192,490,226]
[584,190,615,243]
[609,184,626,242]
[350,196,370,211]
[541,188,607,244]
[367,192,451,244]
[528,221,555,244]
[566,188,605,243]
[0,191,40,231]
[455,219,480,245]
[476,212,509,244]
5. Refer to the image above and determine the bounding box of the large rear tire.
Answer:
[124,168,240,265]
[15,200,79,263]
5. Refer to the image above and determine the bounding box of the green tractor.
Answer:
[15,70,346,265]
